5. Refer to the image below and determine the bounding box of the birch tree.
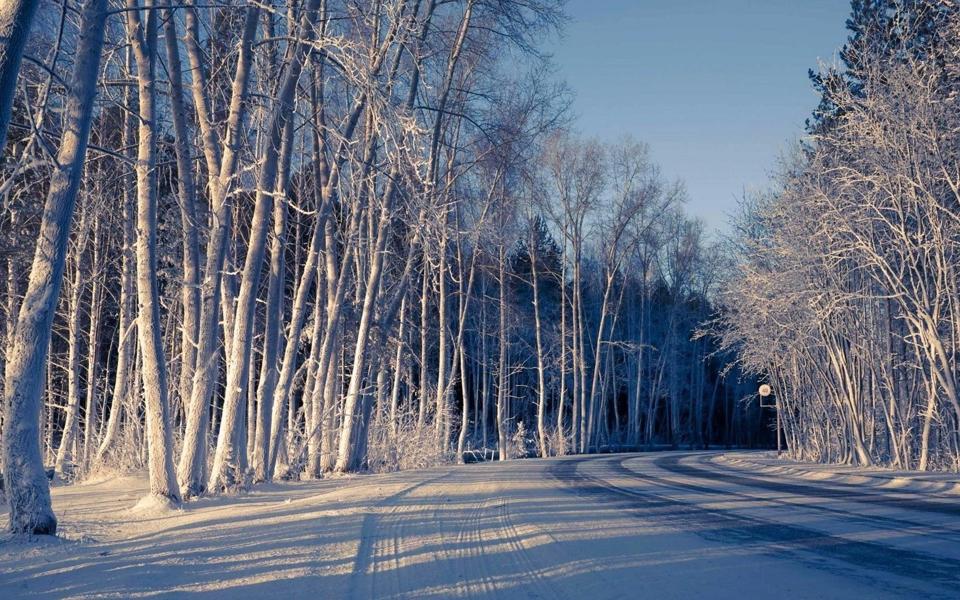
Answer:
[126,0,181,503]
[2,0,108,533]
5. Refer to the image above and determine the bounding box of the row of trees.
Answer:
[718,1,960,471]
[0,0,766,535]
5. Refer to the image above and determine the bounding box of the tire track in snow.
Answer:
[365,499,404,599]
[432,468,566,599]
[656,452,960,519]
[348,470,452,600]
[494,495,569,600]
[629,453,960,543]
[548,454,960,597]
[440,496,500,596]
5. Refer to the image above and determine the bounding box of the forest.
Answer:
[717,1,960,472]
[5,0,959,545]
[0,0,766,535]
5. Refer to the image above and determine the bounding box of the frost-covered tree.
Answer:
[719,4,960,470]
[2,0,108,534]
[0,0,764,523]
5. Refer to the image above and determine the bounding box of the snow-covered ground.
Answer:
[2,451,960,598]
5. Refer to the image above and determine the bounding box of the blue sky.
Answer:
[547,0,851,233]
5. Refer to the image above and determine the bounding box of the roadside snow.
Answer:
[717,451,960,496]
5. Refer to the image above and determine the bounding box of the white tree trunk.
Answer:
[162,5,201,431]
[252,120,293,482]
[177,5,260,498]
[126,0,181,503]
[531,239,549,458]
[208,0,321,491]
[82,226,103,466]
[497,243,509,461]
[266,210,324,477]
[54,266,83,477]
[2,0,108,534]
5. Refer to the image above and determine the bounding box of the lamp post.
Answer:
[759,384,779,456]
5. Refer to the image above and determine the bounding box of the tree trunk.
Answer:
[497,243,509,461]
[2,0,108,534]
[97,127,137,464]
[177,4,260,498]
[162,5,201,432]
[82,225,103,466]
[418,256,430,428]
[209,0,321,491]
[334,184,395,472]
[253,119,293,482]
[127,0,181,503]
[54,266,83,478]
[0,0,38,155]
[531,238,549,458]
[390,297,406,441]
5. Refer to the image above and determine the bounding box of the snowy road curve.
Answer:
[3,451,960,598]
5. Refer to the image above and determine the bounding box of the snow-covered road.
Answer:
[3,452,960,598]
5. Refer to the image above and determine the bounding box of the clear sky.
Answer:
[547,0,852,234]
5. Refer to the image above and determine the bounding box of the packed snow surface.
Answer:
[2,451,960,598]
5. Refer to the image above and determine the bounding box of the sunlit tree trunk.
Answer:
[177,5,260,497]
[82,224,103,466]
[2,0,108,534]
[162,4,201,428]
[126,0,181,503]
[209,0,321,491]
[54,263,84,478]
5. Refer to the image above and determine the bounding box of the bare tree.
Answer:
[126,0,181,503]
[3,0,108,533]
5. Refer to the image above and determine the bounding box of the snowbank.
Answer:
[715,452,960,496]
